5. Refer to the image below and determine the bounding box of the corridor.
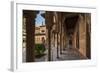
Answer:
[22,10,91,62]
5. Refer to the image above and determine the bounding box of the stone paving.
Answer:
[35,47,87,62]
[52,49,87,61]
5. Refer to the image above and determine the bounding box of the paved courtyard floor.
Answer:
[35,47,87,62]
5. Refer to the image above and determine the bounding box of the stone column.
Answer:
[48,29,51,61]
[56,13,59,58]
[59,31,62,54]
[45,12,53,61]
[60,15,63,54]
[54,32,55,47]
[23,10,35,62]
[79,14,87,57]
[62,30,64,51]
[86,14,91,59]
[57,33,59,58]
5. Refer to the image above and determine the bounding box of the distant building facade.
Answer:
[35,25,46,44]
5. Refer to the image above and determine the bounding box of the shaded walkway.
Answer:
[52,48,87,61]
[35,48,87,62]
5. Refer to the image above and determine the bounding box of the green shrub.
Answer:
[35,44,46,57]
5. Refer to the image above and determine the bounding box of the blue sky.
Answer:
[35,11,45,26]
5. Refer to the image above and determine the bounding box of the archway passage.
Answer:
[64,15,79,49]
